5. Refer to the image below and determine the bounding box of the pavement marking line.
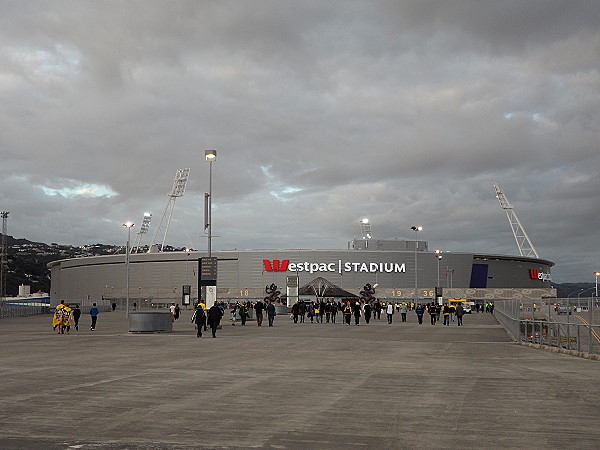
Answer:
[574,315,600,343]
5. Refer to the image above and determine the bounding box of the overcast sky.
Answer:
[1,1,598,283]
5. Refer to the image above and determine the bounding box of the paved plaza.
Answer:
[0,309,599,449]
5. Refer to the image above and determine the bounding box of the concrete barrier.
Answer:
[129,311,173,332]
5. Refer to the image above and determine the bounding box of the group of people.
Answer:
[285,299,474,327]
[415,302,466,326]
[169,303,181,321]
[52,301,99,333]
[228,300,277,327]
[191,301,228,338]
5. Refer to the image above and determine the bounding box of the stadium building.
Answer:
[49,236,555,308]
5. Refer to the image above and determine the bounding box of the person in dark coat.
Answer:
[428,303,438,325]
[415,303,425,325]
[363,302,372,324]
[207,303,223,338]
[239,302,249,326]
[353,302,362,326]
[254,300,264,327]
[455,303,465,326]
[72,305,81,331]
[266,301,276,326]
[343,302,353,325]
[191,305,206,338]
[291,302,300,323]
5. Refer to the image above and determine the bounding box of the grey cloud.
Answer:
[0,1,598,282]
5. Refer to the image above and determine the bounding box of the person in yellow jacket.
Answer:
[52,301,65,333]
[61,304,73,333]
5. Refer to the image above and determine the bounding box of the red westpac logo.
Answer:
[529,269,539,279]
[263,260,289,272]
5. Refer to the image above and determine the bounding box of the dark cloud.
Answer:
[0,1,598,282]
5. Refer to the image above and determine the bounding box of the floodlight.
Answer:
[205,149,217,161]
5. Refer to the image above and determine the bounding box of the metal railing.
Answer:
[494,297,600,355]
[0,305,52,318]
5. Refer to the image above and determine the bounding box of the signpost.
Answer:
[199,257,218,308]
[286,275,299,308]
[182,284,191,306]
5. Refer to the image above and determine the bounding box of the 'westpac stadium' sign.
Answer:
[264,259,406,274]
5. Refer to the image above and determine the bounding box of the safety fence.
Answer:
[0,300,112,319]
[0,305,52,318]
[494,297,600,355]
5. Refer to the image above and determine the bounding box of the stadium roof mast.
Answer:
[493,182,539,258]
[148,168,190,253]
[132,212,152,253]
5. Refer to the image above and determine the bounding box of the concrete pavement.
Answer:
[0,309,598,449]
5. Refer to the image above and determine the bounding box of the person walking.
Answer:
[61,303,73,333]
[299,302,306,323]
[400,302,408,322]
[52,301,65,333]
[72,304,81,331]
[89,303,99,331]
[386,302,394,324]
[174,304,181,321]
[428,303,437,325]
[353,302,362,326]
[455,303,465,326]
[331,302,338,323]
[415,303,425,324]
[266,301,276,326]
[374,301,382,320]
[325,302,332,323]
[207,303,223,338]
[363,302,372,324]
[254,300,264,327]
[191,304,206,337]
[239,302,249,326]
[291,302,300,323]
[343,302,353,325]
[442,303,450,326]
[169,303,176,321]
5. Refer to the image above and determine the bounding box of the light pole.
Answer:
[434,249,442,288]
[205,150,217,257]
[123,221,135,318]
[411,226,422,305]
[567,289,583,298]
[595,272,599,299]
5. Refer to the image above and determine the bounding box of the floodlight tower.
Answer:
[148,168,190,252]
[0,211,9,300]
[493,182,539,258]
[132,213,152,253]
[360,218,373,240]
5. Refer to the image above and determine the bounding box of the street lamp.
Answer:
[595,272,599,299]
[434,249,443,288]
[204,149,217,257]
[411,226,422,305]
[123,221,135,318]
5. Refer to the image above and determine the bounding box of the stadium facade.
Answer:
[49,238,555,307]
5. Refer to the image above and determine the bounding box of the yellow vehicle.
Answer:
[448,298,472,313]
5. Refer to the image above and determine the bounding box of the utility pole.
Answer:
[1,211,9,300]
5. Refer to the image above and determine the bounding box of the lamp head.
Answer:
[123,222,135,228]
[205,149,217,162]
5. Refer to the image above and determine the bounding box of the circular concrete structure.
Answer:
[49,238,555,307]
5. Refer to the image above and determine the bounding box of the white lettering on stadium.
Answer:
[287,260,406,274]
